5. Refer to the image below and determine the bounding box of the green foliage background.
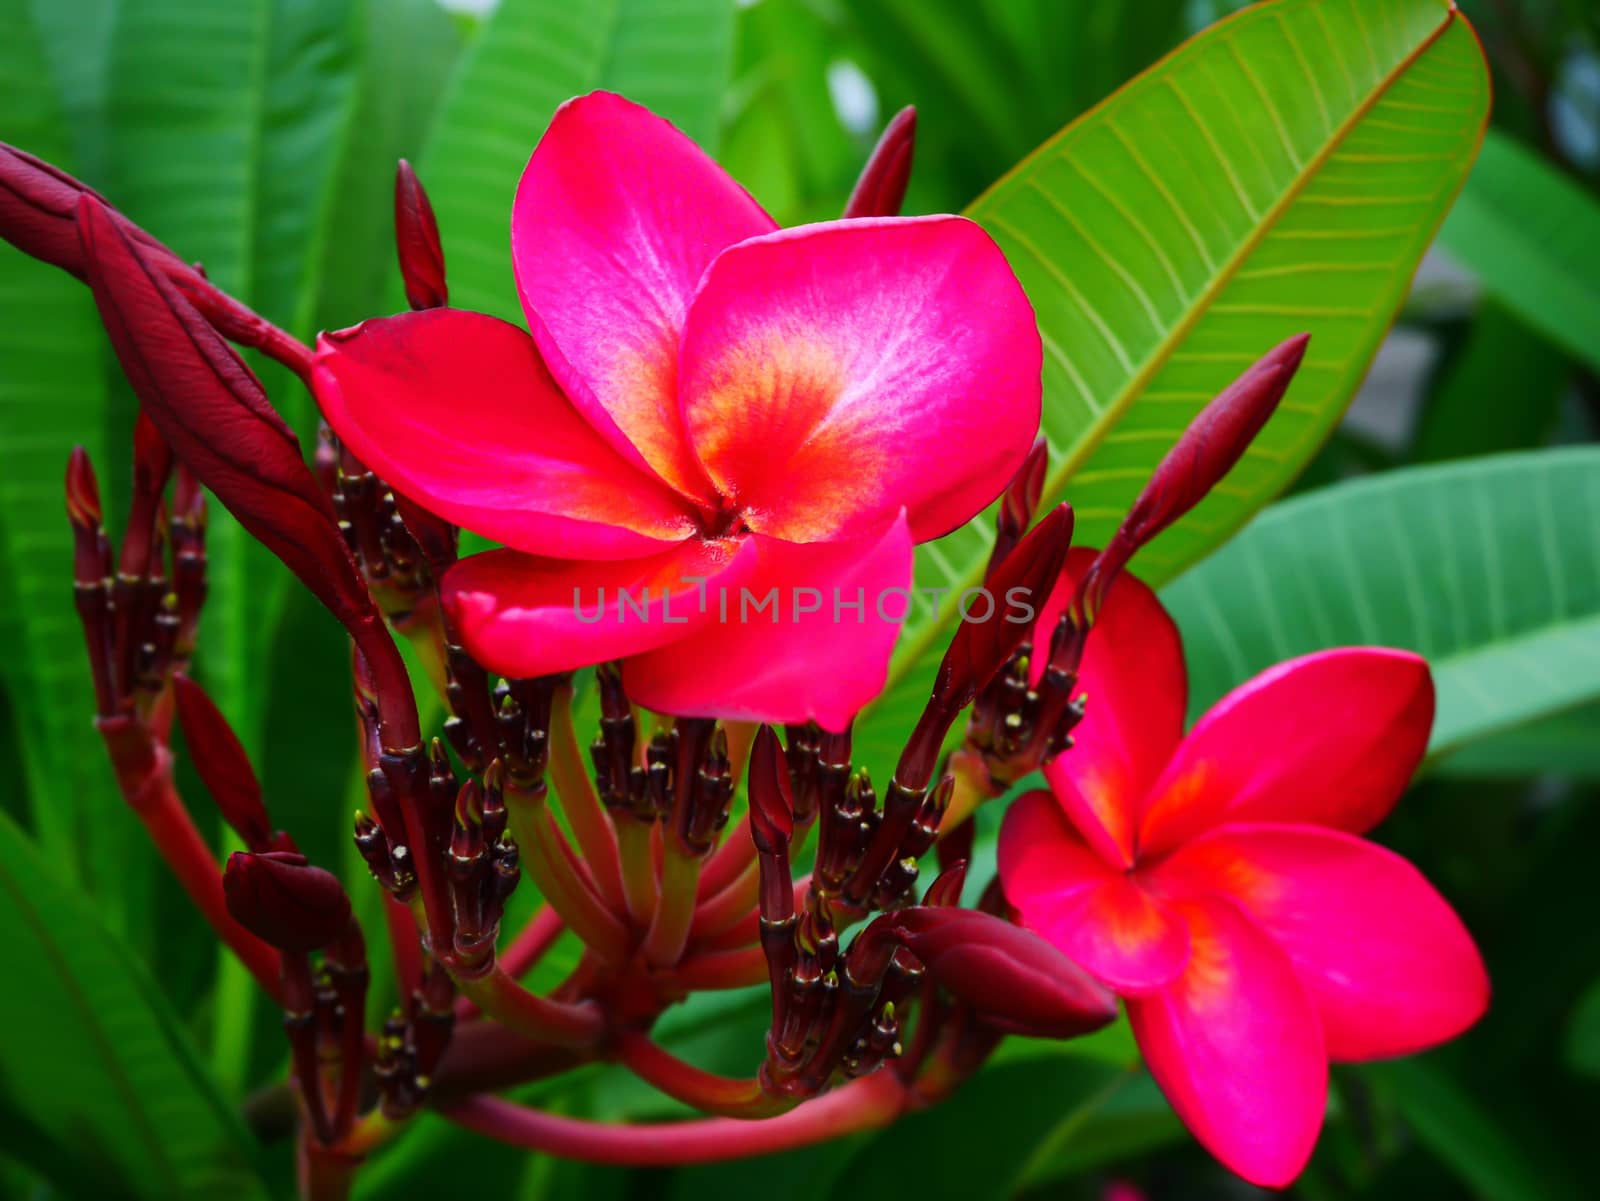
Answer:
[1,0,1598,1197]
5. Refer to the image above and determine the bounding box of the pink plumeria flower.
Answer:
[311,91,1041,729]
[998,550,1489,1187]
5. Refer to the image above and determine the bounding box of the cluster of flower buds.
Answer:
[748,727,1115,1099]
[65,423,204,732]
[1,98,1327,1188]
[962,333,1312,792]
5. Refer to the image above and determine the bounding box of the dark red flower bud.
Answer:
[119,413,174,581]
[1123,333,1309,553]
[75,195,420,749]
[64,445,102,533]
[0,143,180,280]
[921,859,967,908]
[992,436,1049,570]
[747,725,794,856]
[843,107,917,219]
[173,673,273,851]
[223,850,351,953]
[1,144,311,375]
[931,502,1074,713]
[394,159,448,310]
[890,907,1116,1039]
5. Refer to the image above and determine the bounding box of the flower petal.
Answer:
[623,514,913,730]
[512,91,776,502]
[441,538,755,679]
[1037,549,1187,867]
[679,216,1041,543]
[312,309,699,559]
[1000,790,1188,994]
[1138,648,1434,857]
[1128,896,1326,1189]
[1151,823,1489,1060]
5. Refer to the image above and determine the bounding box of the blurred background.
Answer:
[2,0,1599,1198]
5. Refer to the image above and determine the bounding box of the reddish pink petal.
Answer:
[1128,897,1326,1188]
[512,91,776,502]
[1000,789,1119,905]
[1000,790,1188,994]
[623,514,912,729]
[313,309,698,559]
[679,216,1041,544]
[1151,824,1489,1060]
[1139,649,1435,857]
[1036,549,1187,866]
[442,538,755,679]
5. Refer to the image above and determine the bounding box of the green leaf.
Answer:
[419,0,738,321]
[718,0,861,226]
[0,811,269,1201]
[848,0,1190,210]
[1435,702,1600,779]
[1411,302,1568,464]
[857,0,1489,778]
[1364,1059,1580,1201]
[0,0,118,865]
[826,1058,1133,1201]
[101,0,279,754]
[309,0,463,333]
[1437,129,1600,375]
[1564,975,1600,1079]
[1160,447,1600,758]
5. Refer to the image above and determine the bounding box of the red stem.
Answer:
[122,742,283,1001]
[383,894,423,1004]
[443,1071,908,1165]
[613,1030,779,1117]
[453,905,564,1021]
[671,944,769,991]
[688,855,759,943]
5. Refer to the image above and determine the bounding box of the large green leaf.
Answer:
[857,0,1489,777]
[848,0,1190,212]
[0,1,118,866]
[1436,128,1600,375]
[1161,447,1600,759]
[419,0,737,321]
[0,811,269,1200]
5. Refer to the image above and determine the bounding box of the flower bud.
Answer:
[747,724,794,856]
[890,907,1117,1039]
[223,851,351,953]
[930,502,1074,713]
[394,159,448,310]
[173,673,273,851]
[843,106,917,220]
[75,195,420,749]
[991,436,1048,571]
[1,144,310,371]
[1122,334,1310,554]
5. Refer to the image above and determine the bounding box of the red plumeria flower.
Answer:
[311,91,1041,729]
[998,550,1489,1187]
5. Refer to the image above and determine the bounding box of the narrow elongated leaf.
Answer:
[1160,447,1600,759]
[1437,128,1600,374]
[419,0,737,320]
[0,0,117,864]
[0,811,269,1200]
[857,0,1489,776]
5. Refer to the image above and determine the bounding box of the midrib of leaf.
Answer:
[880,0,1465,688]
